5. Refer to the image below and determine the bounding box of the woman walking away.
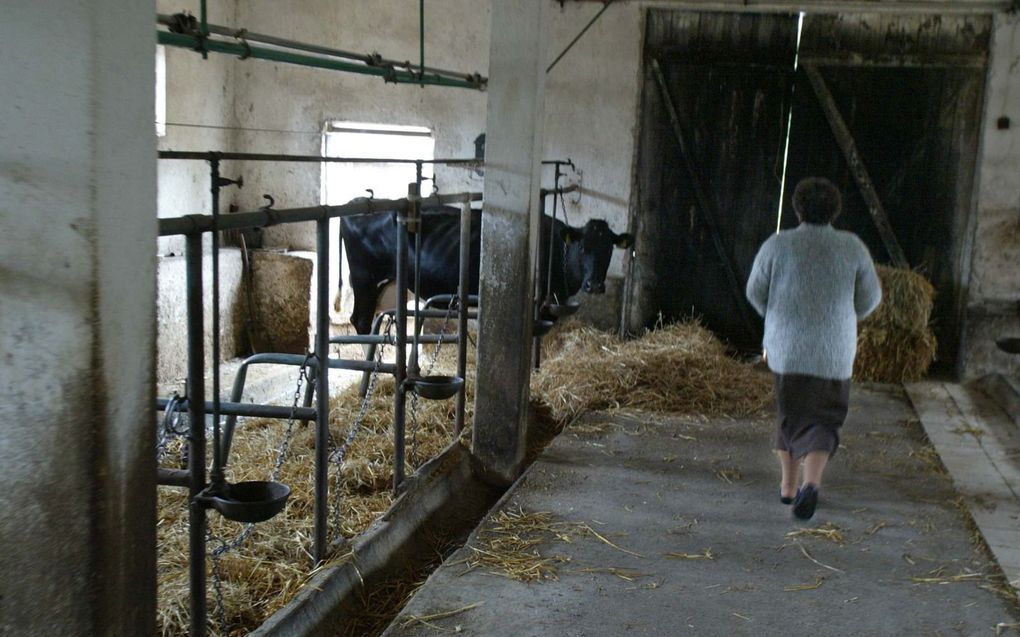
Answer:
[746,177,881,520]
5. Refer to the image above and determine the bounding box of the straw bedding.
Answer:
[157,317,771,635]
[854,265,937,383]
[157,353,475,636]
[531,320,773,422]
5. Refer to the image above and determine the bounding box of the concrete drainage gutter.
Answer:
[250,440,503,637]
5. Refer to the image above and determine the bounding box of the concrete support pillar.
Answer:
[0,1,157,635]
[472,0,549,483]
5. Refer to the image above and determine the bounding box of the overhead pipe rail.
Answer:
[157,13,486,90]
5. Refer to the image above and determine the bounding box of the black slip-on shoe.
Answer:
[792,484,819,520]
[780,488,798,505]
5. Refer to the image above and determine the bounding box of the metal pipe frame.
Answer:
[216,352,397,462]
[314,218,330,564]
[158,138,484,633]
[156,14,486,87]
[455,200,472,433]
[393,186,414,492]
[209,159,224,491]
[332,332,461,346]
[157,398,318,422]
[158,149,482,165]
[158,468,191,488]
[353,304,478,397]
[157,31,484,91]
[158,192,483,237]
[184,233,207,637]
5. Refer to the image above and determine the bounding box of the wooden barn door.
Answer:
[636,11,799,352]
[783,14,990,374]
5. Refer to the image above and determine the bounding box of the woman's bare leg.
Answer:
[802,450,829,488]
[778,450,798,499]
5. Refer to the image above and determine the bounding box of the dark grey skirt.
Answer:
[774,373,851,460]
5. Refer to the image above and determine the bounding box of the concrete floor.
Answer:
[382,385,1020,636]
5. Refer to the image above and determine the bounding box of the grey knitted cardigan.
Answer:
[746,223,882,381]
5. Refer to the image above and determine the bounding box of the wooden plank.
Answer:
[571,0,1011,14]
[649,58,761,340]
[799,52,985,68]
[802,63,908,267]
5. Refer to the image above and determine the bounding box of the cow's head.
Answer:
[561,220,633,294]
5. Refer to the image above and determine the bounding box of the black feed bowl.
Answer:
[208,481,291,523]
[996,337,1020,355]
[544,301,580,318]
[408,375,464,400]
[533,319,555,337]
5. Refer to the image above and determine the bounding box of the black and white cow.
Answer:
[339,206,632,334]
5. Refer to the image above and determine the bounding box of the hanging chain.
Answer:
[208,352,311,635]
[329,316,394,539]
[408,301,455,467]
[157,392,189,463]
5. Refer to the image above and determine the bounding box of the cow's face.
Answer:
[561,220,633,294]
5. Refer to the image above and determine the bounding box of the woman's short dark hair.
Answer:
[793,177,842,224]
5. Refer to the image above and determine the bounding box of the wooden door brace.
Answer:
[650,58,761,340]
[802,63,909,267]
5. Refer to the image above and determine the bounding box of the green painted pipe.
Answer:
[419,0,425,87]
[157,31,484,90]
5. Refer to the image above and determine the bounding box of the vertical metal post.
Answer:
[411,161,423,377]
[533,194,547,369]
[209,157,224,488]
[185,233,207,637]
[394,185,415,492]
[313,216,330,564]
[455,198,471,434]
[546,163,562,301]
[419,0,425,87]
[199,0,209,59]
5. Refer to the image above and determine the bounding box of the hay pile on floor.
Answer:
[531,321,772,421]
[854,265,937,383]
[157,354,474,637]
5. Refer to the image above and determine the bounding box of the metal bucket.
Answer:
[206,480,291,523]
[407,375,464,400]
[544,300,580,318]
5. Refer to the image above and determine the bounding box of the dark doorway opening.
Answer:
[633,10,989,376]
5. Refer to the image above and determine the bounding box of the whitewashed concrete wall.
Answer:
[229,0,491,247]
[544,3,643,329]
[156,0,239,256]
[0,0,157,633]
[962,11,1020,380]
[219,0,642,329]
[156,1,249,385]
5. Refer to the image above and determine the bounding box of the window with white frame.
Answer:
[155,45,166,137]
[322,122,435,204]
[322,122,436,322]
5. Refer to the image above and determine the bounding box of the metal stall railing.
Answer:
[155,153,480,635]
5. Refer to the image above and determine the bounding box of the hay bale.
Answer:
[247,251,313,353]
[854,325,937,384]
[854,266,937,383]
[867,265,935,331]
[531,321,772,421]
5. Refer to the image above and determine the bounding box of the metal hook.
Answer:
[365,189,375,201]
[233,29,252,60]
